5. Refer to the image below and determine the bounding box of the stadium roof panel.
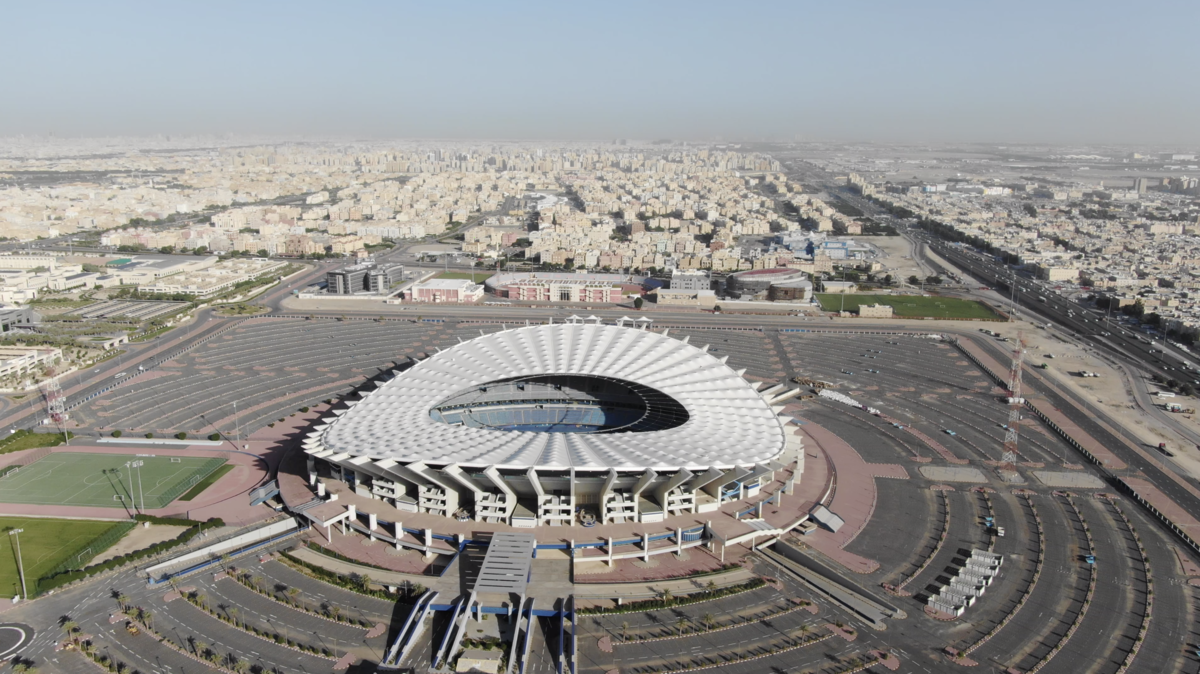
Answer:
[319,323,788,471]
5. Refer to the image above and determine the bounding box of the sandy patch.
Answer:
[91,524,189,565]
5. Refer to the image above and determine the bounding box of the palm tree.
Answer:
[702,613,715,631]
[675,616,688,636]
[705,579,718,594]
[621,621,629,642]
[287,587,300,605]
[251,574,264,591]
[660,588,674,605]
[60,620,78,635]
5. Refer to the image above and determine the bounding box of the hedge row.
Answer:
[578,578,766,615]
[134,513,204,527]
[37,517,224,593]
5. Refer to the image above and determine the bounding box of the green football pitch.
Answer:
[0,516,130,597]
[0,453,227,509]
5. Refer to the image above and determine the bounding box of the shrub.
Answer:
[208,433,220,441]
[111,430,122,438]
[299,406,310,413]
[145,432,154,439]
[37,517,224,593]
[175,432,187,440]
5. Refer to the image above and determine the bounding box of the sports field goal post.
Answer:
[170,457,182,463]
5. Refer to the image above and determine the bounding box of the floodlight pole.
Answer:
[135,460,145,513]
[9,529,25,600]
[124,461,136,510]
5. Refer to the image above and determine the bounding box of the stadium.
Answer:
[304,319,802,528]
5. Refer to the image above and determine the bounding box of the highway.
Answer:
[918,234,1200,453]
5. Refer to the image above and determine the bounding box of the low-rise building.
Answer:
[821,280,857,294]
[0,346,61,378]
[653,288,717,309]
[403,278,484,303]
[767,278,813,302]
[669,269,711,292]
[858,303,894,318]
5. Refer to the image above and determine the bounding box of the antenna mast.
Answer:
[40,370,69,444]
[1002,332,1025,467]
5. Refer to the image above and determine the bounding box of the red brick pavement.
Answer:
[793,422,884,574]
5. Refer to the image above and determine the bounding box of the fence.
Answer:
[154,457,227,507]
[44,520,137,578]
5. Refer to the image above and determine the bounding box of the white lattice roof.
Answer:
[318,323,788,470]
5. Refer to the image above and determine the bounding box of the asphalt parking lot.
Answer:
[9,321,1197,674]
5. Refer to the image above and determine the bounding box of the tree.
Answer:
[621,621,629,642]
[925,275,943,285]
[676,616,688,635]
[907,275,921,286]
[256,249,269,258]
[633,296,644,310]
[660,588,674,604]
[705,579,718,594]
[702,613,715,631]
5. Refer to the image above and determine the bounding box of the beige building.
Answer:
[0,346,62,379]
[653,288,717,309]
[1034,265,1079,282]
[857,303,894,318]
[822,280,857,294]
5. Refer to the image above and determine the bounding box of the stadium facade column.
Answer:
[394,521,403,550]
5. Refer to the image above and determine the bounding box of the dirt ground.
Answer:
[869,235,934,281]
[91,523,189,565]
[899,247,1200,482]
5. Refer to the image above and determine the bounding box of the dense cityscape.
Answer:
[0,2,1197,674]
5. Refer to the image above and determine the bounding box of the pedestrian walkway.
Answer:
[793,422,886,574]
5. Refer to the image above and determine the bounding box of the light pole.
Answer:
[124,461,136,509]
[233,400,241,445]
[840,267,848,314]
[133,460,145,512]
[9,529,26,600]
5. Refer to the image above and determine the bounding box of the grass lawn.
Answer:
[436,271,494,281]
[178,464,235,501]
[816,293,1001,319]
[0,430,74,456]
[0,516,130,596]
[0,453,226,509]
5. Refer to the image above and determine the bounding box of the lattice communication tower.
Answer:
[1002,332,1026,466]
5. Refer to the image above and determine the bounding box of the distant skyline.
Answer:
[4,0,1199,145]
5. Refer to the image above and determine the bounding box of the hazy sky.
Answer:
[5,0,1198,144]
